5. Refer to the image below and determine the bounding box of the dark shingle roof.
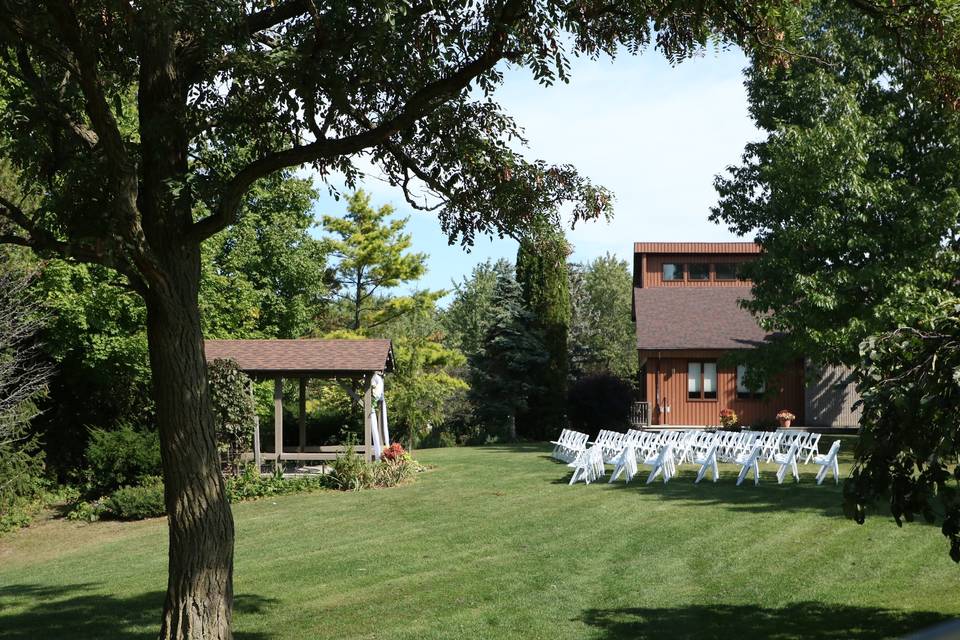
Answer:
[633,242,760,255]
[634,287,771,350]
[204,339,394,375]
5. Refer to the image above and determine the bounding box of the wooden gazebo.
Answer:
[204,338,395,464]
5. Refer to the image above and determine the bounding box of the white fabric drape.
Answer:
[370,405,382,460]
[381,394,390,446]
[370,373,389,458]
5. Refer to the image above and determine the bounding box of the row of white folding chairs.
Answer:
[568,428,841,487]
[550,429,589,462]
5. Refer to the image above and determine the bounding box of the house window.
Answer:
[688,361,718,400]
[688,263,710,280]
[663,263,683,281]
[736,365,766,399]
[715,262,738,280]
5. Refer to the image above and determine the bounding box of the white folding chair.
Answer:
[568,445,605,485]
[644,444,675,484]
[609,444,639,483]
[550,429,571,460]
[812,440,842,485]
[735,445,762,486]
[774,441,801,484]
[761,431,784,462]
[693,442,719,484]
[801,432,822,464]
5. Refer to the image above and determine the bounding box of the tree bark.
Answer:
[146,248,234,640]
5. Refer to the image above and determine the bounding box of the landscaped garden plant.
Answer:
[719,408,739,429]
[206,358,256,476]
[776,410,796,428]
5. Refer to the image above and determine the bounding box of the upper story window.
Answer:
[688,263,710,280]
[662,263,683,281]
[688,361,718,400]
[715,262,739,280]
[736,365,766,399]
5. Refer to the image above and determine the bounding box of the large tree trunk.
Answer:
[146,248,234,640]
[133,8,235,637]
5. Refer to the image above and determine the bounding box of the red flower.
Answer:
[382,442,407,462]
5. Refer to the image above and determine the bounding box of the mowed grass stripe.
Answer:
[1,442,958,640]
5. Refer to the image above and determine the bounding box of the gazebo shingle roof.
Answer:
[204,339,394,376]
[634,287,772,350]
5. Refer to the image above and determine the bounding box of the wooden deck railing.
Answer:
[630,401,650,427]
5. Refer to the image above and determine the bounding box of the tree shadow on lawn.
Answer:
[550,465,859,519]
[0,583,277,640]
[578,601,954,639]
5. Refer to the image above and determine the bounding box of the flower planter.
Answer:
[778,418,792,429]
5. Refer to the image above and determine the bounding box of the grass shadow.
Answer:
[0,583,278,640]
[578,602,954,639]
[600,466,849,518]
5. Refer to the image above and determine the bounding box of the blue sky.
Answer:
[309,46,761,298]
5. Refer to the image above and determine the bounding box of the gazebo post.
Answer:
[298,377,307,453]
[250,380,261,470]
[363,374,373,461]
[274,377,283,467]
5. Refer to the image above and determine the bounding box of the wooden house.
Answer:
[631,242,861,428]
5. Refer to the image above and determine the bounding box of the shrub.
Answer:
[328,439,374,491]
[85,424,162,495]
[226,465,325,501]
[719,408,739,430]
[104,476,166,520]
[207,358,256,475]
[373,458,415,487]
[66,499,107,523]
[567,373,634,436]
[381,442,409,462]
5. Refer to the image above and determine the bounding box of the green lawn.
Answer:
[1,441,957,639]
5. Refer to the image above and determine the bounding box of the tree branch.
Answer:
[0,195,149,295]
[246,0,312,34]
[11,46,99,148]
[191,0,525,242]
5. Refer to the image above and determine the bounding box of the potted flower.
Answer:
[719,408,739,430]
[776,409,796,429]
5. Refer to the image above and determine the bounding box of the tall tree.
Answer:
[0,2,948,636]
[322,190,438,333]
[378,307,468,450]
[568,254,637,380]
[442,258,514,359]
[205,173,329,339]
[711,3,960,559]
[516,220,570,439]
[0,251,51,531]
[469,272,547,440]
[713,0,959,373]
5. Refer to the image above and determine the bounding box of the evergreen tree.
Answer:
[442,258,515,359]
[469,273,547,441]
[568,254,637,380]
[515,221,571,439]
[322,191,441,333]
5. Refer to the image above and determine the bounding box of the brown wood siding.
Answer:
[640,350,805,427]
[645,255,755,288]
[804,362,862,428]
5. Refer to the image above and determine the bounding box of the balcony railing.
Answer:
[630,401,650,427]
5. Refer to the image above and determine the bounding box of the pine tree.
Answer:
[515,222,571,440]
[468,273,547,441]
[322,191,440,333]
